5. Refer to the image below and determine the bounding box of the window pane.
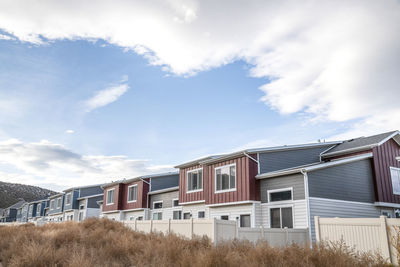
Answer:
[270,190,292,202]
[173,199,179,207]
[240,215,251,227]
[222,173,229,190]
[192,172,198,189]
[183,212,191,219]
[154,202,163,209]
[188,172,193,191]
[270,208,281,228]
[230,166,236,189]
[281,207,293,228]
[173,210,181,220]
[391,168,400,195]
[221,215,229,220]
[198,211,205,218]
[216,170,221,191]
[198,170,203,189]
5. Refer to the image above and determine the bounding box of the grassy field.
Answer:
[0,218,391,267]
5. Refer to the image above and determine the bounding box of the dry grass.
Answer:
[0,218,391,267]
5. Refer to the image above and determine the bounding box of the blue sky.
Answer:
[0,0,399,191]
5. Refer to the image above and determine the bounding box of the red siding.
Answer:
[372,139,400,203]
[121,180,149,210]
[178,154,260,205]
[102,184,123,212]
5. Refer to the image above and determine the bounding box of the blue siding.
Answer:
[150,174,179,191]
[79,186,103,197]
[48,195,65,215]
[259,145,334,173]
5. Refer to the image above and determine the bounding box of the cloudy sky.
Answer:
[0,0,399,191]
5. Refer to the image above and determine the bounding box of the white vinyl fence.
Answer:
[314,216,400,264]
[123,218,308,246]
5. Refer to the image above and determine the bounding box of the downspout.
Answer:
[140,177,151,217]
[301,169,313,247]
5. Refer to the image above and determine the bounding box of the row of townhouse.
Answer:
[0,199,26,222]
[100,130,400,241]
[14,185,103,223]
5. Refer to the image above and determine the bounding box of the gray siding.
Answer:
[64,190,79,211]
[309,197,381,242]
[150,174,179,192]
[48,195,64,215]
[150,190,179,209]
[259,145,334,173]
[308,159,376,203]
[260,173,305,203]
[80,186,103,197]
[87,196,103,208]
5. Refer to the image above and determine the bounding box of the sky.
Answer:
[0,0,399,191]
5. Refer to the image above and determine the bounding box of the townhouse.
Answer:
[0,199,26,222]
[63,185,103,222]
[27,199,49,222]
[101,172,179,221]
[16,202,29,222]
[48,193,65,222]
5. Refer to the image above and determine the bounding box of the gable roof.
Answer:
[7,199,26,209]
[102,171,179,188]
[322,130,399,158]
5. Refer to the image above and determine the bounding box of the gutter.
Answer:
[301,169,312,247]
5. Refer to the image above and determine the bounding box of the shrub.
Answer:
[0,218,391,267]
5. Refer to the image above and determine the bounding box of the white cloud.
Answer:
[0,33,14,40]
[85,78,129,112]
[0,0,399,133]
[65,129,74,134]
[0,139,174,191]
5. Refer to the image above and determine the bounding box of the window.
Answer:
[183,212,191,219]
[390,167,400,195]
[198,211,205,218]
[106,189,115,205]
[215,164,236,192]
[79,205,85,210]
[240,215,251,227]
[187,168,203,192]
[65,193,71,205]
[381,210,393,218]
[37,204,41,215]
[153,201,163,209]
[129,216,135,221]
[173,210,182,220]
[137,216,143,221]
[57,198,62,209]
[172,199,179,207]
[395,209,400,218]
[79,212,84,221]
[221,215,229,220]
[153,212,162,220]
[268,188,293,202]
[270,207,293,228]
[127,185,138,202]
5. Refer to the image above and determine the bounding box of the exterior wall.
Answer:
[79,186,103,198]
[260,200,307,229]
[308,197,381,242]
[260,173,305,203]
[208,203,257,227]
[259,145,335,173]
[179,155,259,205]
[48,213,64,222]
[102,184,123,212]
[87,196,103,208]
[64,210,79,221]
[150,174,179,191]
[48,195,65,215]
[123,209,149,221]
[308,159,376,203]
[121,180,149,210]
[64,190,80,211]
[372,139,400,203]
[102,211,122,221]
[181,203,209,219]
[150,190,179,209]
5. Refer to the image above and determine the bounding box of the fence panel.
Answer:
[238,227,309,246]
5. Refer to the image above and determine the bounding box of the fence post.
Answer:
[235,218,239,239]
[213,218,217,246]
[168,218,171,234]
[150,219,153,233]
[314,216,320,242]
[379,216,391,262]
[135,218,137,231]
[191,218,194,238]
[260,225,264,241]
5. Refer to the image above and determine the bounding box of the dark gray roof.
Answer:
[8,199,26,209]
[323,131,399,157]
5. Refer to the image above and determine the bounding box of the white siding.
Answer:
[254,202,263,227]
[102,212,122,221]
[182,204,209,219]
[261,199,307,228]
[150,206,182,220]
[86,208,100,218]
[123,210,147,221]
[209,204,256,227]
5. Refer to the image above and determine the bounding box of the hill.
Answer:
[0,181,58,208]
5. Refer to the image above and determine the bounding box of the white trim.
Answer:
[267,187,293,203]
[257,153,260,174]
[106,188,115,205]
[179,200,206,205]
[153,200,163,210]
[172,198,179,207]
[396,156,400,161]
[257,153,373,179]
[65,192,72,206]
[101,210,121,214]
[127,184,138,203]
[197,210,206,218]
[309,197,375,206]
[56,197,62,209]
[206,200,260,208]
[268,204,294,229]
[378,131,400,146]
[375,202,400,209]
[122,207,146,212]
[186,168,203,193]
[215,163,237,193]
[183,212,192,219]
[152,211,163,220]
[319,145,338,162]
[148,186,179,195]
[390,166,400,195]
[77,193,103,200]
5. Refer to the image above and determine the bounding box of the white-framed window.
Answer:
[65,193,72,206]
[270,206,293,228]
[267,188,293,203]
[240,214,251,227]
[37,204,41,215]
[198,211,205,218]
[187,168,203,192]
[127,184,138,203]
[381,210,393,218]
[57,198,62,209]
[173,210,182,220]
[153,212,162,220]
[78,211,84,221]
[137,216,143,221]
[390,167,400,195]
[106,189,115,205]
[220,215,229,220]
[79,204,85,210]
[183,212,191,219]
[172,199,179,207]
[129,216,135,221]
[215,163,236,193]
[153,201,163,209]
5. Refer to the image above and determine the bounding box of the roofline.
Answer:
[48,193,65,199]
[28,199,49,204]
[256,153,373,179]
[174,155,221,168]
[63,183,104,193]
[101,172,179,188]
[148,186,179,195]
[175,142,341,168]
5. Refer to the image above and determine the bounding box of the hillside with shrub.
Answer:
[0,218,391,267]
